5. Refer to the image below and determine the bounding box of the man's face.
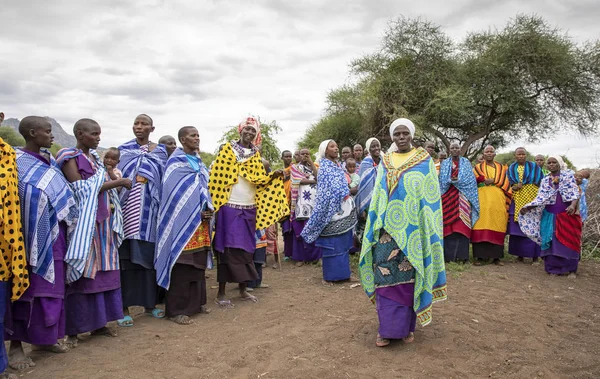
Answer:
[341,147,351,161]
[282,151,293,166]
[353,145,363,160]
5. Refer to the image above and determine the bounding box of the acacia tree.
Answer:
[301,15,600,158]
[217,118,282,163]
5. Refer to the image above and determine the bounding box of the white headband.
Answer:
[389,118,415,138]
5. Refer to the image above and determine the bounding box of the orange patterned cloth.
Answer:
[183,221,211,251]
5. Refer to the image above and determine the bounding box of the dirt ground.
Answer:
[11,256,600,379]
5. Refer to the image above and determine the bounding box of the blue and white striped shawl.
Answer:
[355,155,379,214]
[16,148,78,283]
[117,139,167,242]
[155,148,212,289]
[507,161,544,186]
[56,148,123,283]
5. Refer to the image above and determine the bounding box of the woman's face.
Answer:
[483,146,496,162]
[79,123,101,150]
[515,148,527,164]
[132,115,154,140]
[325,141,339,160]
[392,125,412,152]
[449,144,461,157]
[547,157,560,173]
[369,140,381,158]
[240,125,257,145]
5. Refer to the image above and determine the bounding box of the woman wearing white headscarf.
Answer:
[359,118,446,347]
[520,155,582,277]
[301,140,357,284]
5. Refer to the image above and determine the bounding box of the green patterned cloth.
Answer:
[359,148,447,326]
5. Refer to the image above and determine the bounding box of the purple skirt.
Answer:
[65,270,123,335]
[508,204,541,259]
[5,226,67,345]
[0,281,9,373]
[376,285,416,339]
[214,204,257,254]
[542,235,580,275]
[291,219,322,262]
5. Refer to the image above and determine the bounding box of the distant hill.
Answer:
[1,117,76,148]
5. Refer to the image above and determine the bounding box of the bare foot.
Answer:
[170,315,193,325]
[322,280,334,286]
[240,291,258,303]
[403,332,415,344]
[9,346,35,370]
[91,326,118,337]
[199,305,211,314]
[272,263,279,269]
[64,335,79,349]
[32,343,69,354]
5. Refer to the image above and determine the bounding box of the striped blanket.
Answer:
[439,156,480,227]
[118,140,167,242]
[56,148,123,282]
[155,149,212,289]
[16,148,78,283]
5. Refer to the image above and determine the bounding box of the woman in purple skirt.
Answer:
[209,117,288,307]
[58,119,132,346]
[7,117,79,370]
[520,156,582,277]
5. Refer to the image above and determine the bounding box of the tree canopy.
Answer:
[0,127,25,146]
[298,14,600,159]
[217,118,283,163]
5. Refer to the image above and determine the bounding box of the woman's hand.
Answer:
[484,178,495,186]
[520,206,531,216]
[566,204,577,215]
[272,169,284,178]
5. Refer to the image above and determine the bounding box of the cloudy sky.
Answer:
[1,0,598,167]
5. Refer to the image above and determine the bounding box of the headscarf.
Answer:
[316,139,333,163]
[365,138,380,153]
[238,116,262,147]
[547,155,567,171]
[389,118,415,138]
[387,118,415,153]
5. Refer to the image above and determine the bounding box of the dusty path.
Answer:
[11,258,600,379]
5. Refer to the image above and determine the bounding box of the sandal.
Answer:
[376,334,390,347]
[146,308,165,319]
[214,299,235,308]
[241,293,258,303]
[117,315,134,327]
[170,315,193,325]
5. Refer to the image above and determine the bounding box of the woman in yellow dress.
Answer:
[472,145,512,265]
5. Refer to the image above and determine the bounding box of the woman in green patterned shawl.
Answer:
[359,118,447,347]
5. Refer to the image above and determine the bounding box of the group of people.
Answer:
[437,143,588,278]
[0,110,591,378]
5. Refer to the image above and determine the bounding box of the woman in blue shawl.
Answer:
[439,142,480,263]
[360,118,447,347]
[301,140,357,284]
[355,138,382,247]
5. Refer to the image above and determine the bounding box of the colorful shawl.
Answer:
[0,139,29,300]
[519,171,580,245]
[473,162,512,208]
[155,148,213,289]
[118,140,167,242]
[16,148,78,283]
[209,142,288,230]
[290,163,318,219]
[355,155,380,214]
[508,162,543,222]
[439,157,480,226]
[359,148,447,326]
[508,161,543,187]
[301,158,349,244]
[56,148,123,282]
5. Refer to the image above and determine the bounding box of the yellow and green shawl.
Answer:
[209,142,289,230]
[359,147,447,326]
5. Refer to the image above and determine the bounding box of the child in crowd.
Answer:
[103,147,123,180]
[346,158,360,196]
[575,169,590,223]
